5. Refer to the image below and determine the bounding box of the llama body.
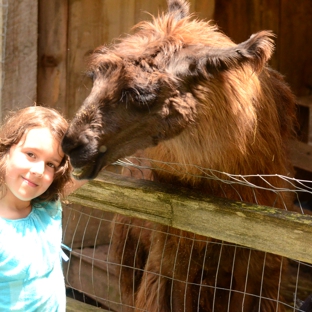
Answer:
[62,0,296,310]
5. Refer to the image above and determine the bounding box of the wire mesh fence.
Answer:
[63,157,312,312]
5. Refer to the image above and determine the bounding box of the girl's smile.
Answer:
[21,176,39,187]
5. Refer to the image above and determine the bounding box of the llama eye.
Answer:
[135,94,157,109]
[86,71,96,82]
[123,87,157,109]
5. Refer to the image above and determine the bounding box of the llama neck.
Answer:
[144,68,294,208]
[145,133,293,208]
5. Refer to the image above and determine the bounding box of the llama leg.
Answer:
[228,249,286,312]
[109,215,151,311]
[256,254,286,312]
[135,231,198,312]
[135,234,172,312]
[199,243,264,312]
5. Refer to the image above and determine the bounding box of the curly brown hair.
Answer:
[0,106,72,202]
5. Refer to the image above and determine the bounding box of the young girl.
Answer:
[0,106,84,311]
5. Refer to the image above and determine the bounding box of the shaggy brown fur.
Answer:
[62,0,297,311]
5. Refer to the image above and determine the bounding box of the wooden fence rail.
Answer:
[67,170,312,264]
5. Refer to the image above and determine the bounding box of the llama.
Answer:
[300,295,312,312]
[62,0,296,311]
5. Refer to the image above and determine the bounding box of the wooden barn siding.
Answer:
[37,0,68,115]
[214,0,312,97]
[1,1,311,119]
[0,0,38,120]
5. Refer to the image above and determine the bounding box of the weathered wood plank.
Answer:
[0,0,38,119]
[194,0,215,21]
[296,96,312,144]
[66,297,107,312]
[297,95,312,109]
[289,139,312,172]
[279,1,312,96]
[68,170,312,264]
[214,0,280,69]
[37,0,68,114]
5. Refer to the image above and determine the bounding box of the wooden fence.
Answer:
[68,170,312,266]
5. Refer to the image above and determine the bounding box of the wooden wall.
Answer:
[214,0,312,97]
[0,0,38,120]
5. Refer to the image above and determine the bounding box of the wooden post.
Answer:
[0,0,38,120]
[37,0,68,114]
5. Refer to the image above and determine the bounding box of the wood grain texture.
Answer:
[278,1,312,96]
[37,0,68,114]
[1,0,38,119]
[214,0,280,68]
[214,0,312,96]
[66,297,106,312]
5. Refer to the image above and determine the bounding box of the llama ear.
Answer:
[171,31,275,77]
[167,0,190,20]
[205,31,275,72]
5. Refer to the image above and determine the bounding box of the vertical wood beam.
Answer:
[37,0,68,114]
[0,0,38,119]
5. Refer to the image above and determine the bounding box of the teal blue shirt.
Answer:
[0,201,65,311]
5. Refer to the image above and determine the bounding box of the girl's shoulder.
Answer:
[31,200,62,224]
[32,200,62,215]
[0,200,62,232]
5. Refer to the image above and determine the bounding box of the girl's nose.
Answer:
[30,161,45,177]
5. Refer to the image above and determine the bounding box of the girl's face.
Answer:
[4,127,64,205]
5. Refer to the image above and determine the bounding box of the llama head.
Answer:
[62,0,274,180]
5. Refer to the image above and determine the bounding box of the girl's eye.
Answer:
[26,152,35,158]
[47,162,56,169]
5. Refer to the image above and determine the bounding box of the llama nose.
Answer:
[62,132,90,156]
[61,134,75,155]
